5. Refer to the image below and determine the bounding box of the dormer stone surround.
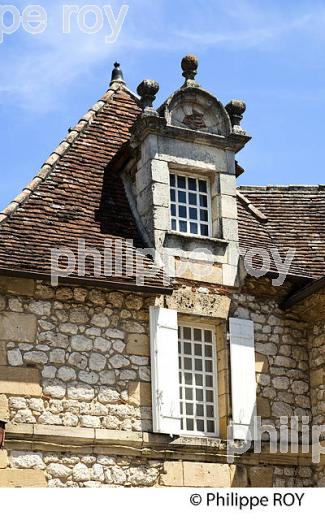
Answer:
[125,55,251,287]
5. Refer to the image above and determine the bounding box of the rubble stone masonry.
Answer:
[0,276,323,487]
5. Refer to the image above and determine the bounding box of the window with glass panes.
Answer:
[170,173,211,237]
[178,324,218,435]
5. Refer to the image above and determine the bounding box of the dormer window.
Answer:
[170,173,212,237]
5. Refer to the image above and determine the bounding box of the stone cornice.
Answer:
[5,424,321,467]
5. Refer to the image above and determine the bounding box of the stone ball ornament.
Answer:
[137,79,160,110]
[225,99,247,127]
[181,54,199,84]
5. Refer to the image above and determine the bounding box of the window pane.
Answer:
[204,330,212,342]
[186,403,194,415]
[190,222,198,234]
[197,420,205,432]
[194,329,202,341]
[171,204,176,216]
[195,374,203,386]
[183,327,191,340]
[200,209,208,222]
[195,358,202,371]
[179,205,187,218]
[171,219,177,231]
[188,178,197,191]
[199,194,208,207]
[185,388,193,400]
[205,360,213,372]
[207,421,215,433]
[205,345,212,358]
[189,207,197,219]
[178,176,186,189]
[184,357,192,370]
[199,180,207,193]
[201,224,209,236]
[170,174,175,187]
[206,375,213,387]
[179,220,187,233]
[178,191,186,203]
[196,389,203,401]
[196,404,204,416]
[207,405,214,418]
[184,342,191,355]
[206,390,214,402]
[170,189,175,202]
[184,372,192,384]
[189,192,197,205]
[194,344,202,356]
[186,419,194,430]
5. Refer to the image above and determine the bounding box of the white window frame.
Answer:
[178,320,219,437]
[169,171,213,238]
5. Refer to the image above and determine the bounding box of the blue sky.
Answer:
[0,0,324,210]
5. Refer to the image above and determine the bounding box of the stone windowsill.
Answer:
[164,231,228,257]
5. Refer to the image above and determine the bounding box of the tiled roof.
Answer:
[0,81,323,287]
[0,83,170,293]
[238,185,325,280]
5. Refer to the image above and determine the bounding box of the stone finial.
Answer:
[225,99,246,128]
[137,79,160,111]
[181,54,199,87]
[110,62,125,85]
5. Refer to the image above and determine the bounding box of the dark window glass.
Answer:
[189,207,197,219]
[199,180,207,193]
[178,191,186,204]
[179,220,187,233]
[190,222,198,234]
[170,174,175,187]
[189,192,197,205]
[188,178,197,191]
[179,205,187,218]
[178,176,186,189]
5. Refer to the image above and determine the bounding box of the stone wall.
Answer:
[0,275,322,488]
[0,448,314,487]
[232,278,311,436]
[0,278,154,432]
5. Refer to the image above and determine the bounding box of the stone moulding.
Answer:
[4,424,319,466]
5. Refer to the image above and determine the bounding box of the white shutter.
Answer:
[229,317,257,440]
[150,306,181,435]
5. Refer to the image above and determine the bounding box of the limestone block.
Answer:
[183,462,231,487]
[311,368,323,388]
[248,466,273,487]
[0,450,8,469]
[0,312,37,342]
[0,341,7,366]
[0,276,35,296]
[175,258,222,284]
[126,334,150,356]
[230,465,248,487]
[0,394,9,420]
[128,382,152,407]
[219,173,237,196]
[255,353,269,374]
[0,367,42,396]
[257,396,271,418]
[220,195,238,220]
[160,461,184,486]
[0,469,46,487]
[222,264,238,287]
[166,288,230,319]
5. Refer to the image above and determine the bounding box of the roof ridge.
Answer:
[239,184,325,191]
[236,189,268,223]
[0,82,127,226]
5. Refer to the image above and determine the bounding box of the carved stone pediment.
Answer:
[162,87,232,137]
